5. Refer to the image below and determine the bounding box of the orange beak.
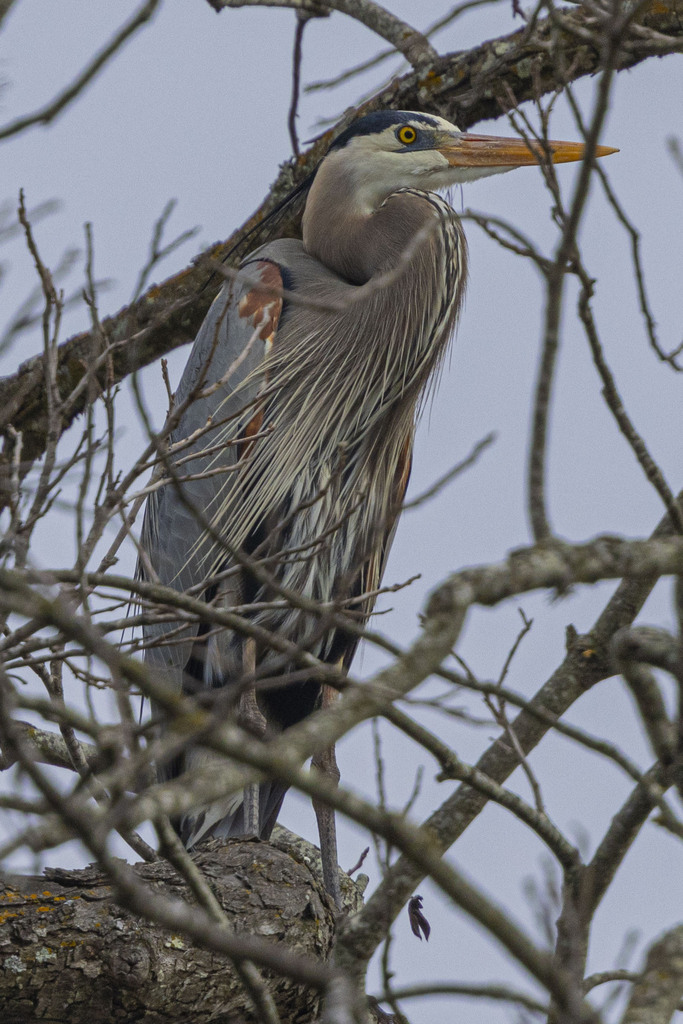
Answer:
[438,133,618,167]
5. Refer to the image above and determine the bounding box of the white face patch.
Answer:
[408,148,449,176]
[326,112,521,211]
[338,126,447,207]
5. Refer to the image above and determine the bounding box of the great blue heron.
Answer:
[141,110,614,907]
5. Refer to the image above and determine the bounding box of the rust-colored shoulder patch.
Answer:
[238,260,283,344]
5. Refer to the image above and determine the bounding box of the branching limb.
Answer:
[527,35,620,540]
[0,838,340,1022]
[612,627,678,765]
[383,705,580,870]
[334,510,683,973]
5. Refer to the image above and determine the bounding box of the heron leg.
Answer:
[312,683,342,910]
[239,638,266,836]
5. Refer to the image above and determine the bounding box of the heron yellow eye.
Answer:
[397,125,417,145]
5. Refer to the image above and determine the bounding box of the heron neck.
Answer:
[303,159,440,286]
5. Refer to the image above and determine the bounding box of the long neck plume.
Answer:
[202,166,468,562]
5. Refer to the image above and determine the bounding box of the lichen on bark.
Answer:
[0,834,364,1023]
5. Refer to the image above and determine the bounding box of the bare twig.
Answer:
[130,200,200,302]
[0,0,162,142]
[402,432,495,511]
[288,13,312,157]
[377,980,547,1015]
[574,268,683,533]
[346,846,369,876]
[305,0,499,93]
[208,0,438,70]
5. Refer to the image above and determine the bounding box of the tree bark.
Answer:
[0,832,363,1023]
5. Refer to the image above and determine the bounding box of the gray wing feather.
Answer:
[139,243,315,844]
[140,256,290,690]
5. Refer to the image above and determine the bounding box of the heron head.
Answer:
[320,110,617,212]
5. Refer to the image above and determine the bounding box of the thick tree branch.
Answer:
[621,926,683,1024]
[583,764,671,916]
[0,719,101,773]
[0,835,362,1023]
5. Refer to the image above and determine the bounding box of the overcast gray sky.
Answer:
[1,3,682,1021]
